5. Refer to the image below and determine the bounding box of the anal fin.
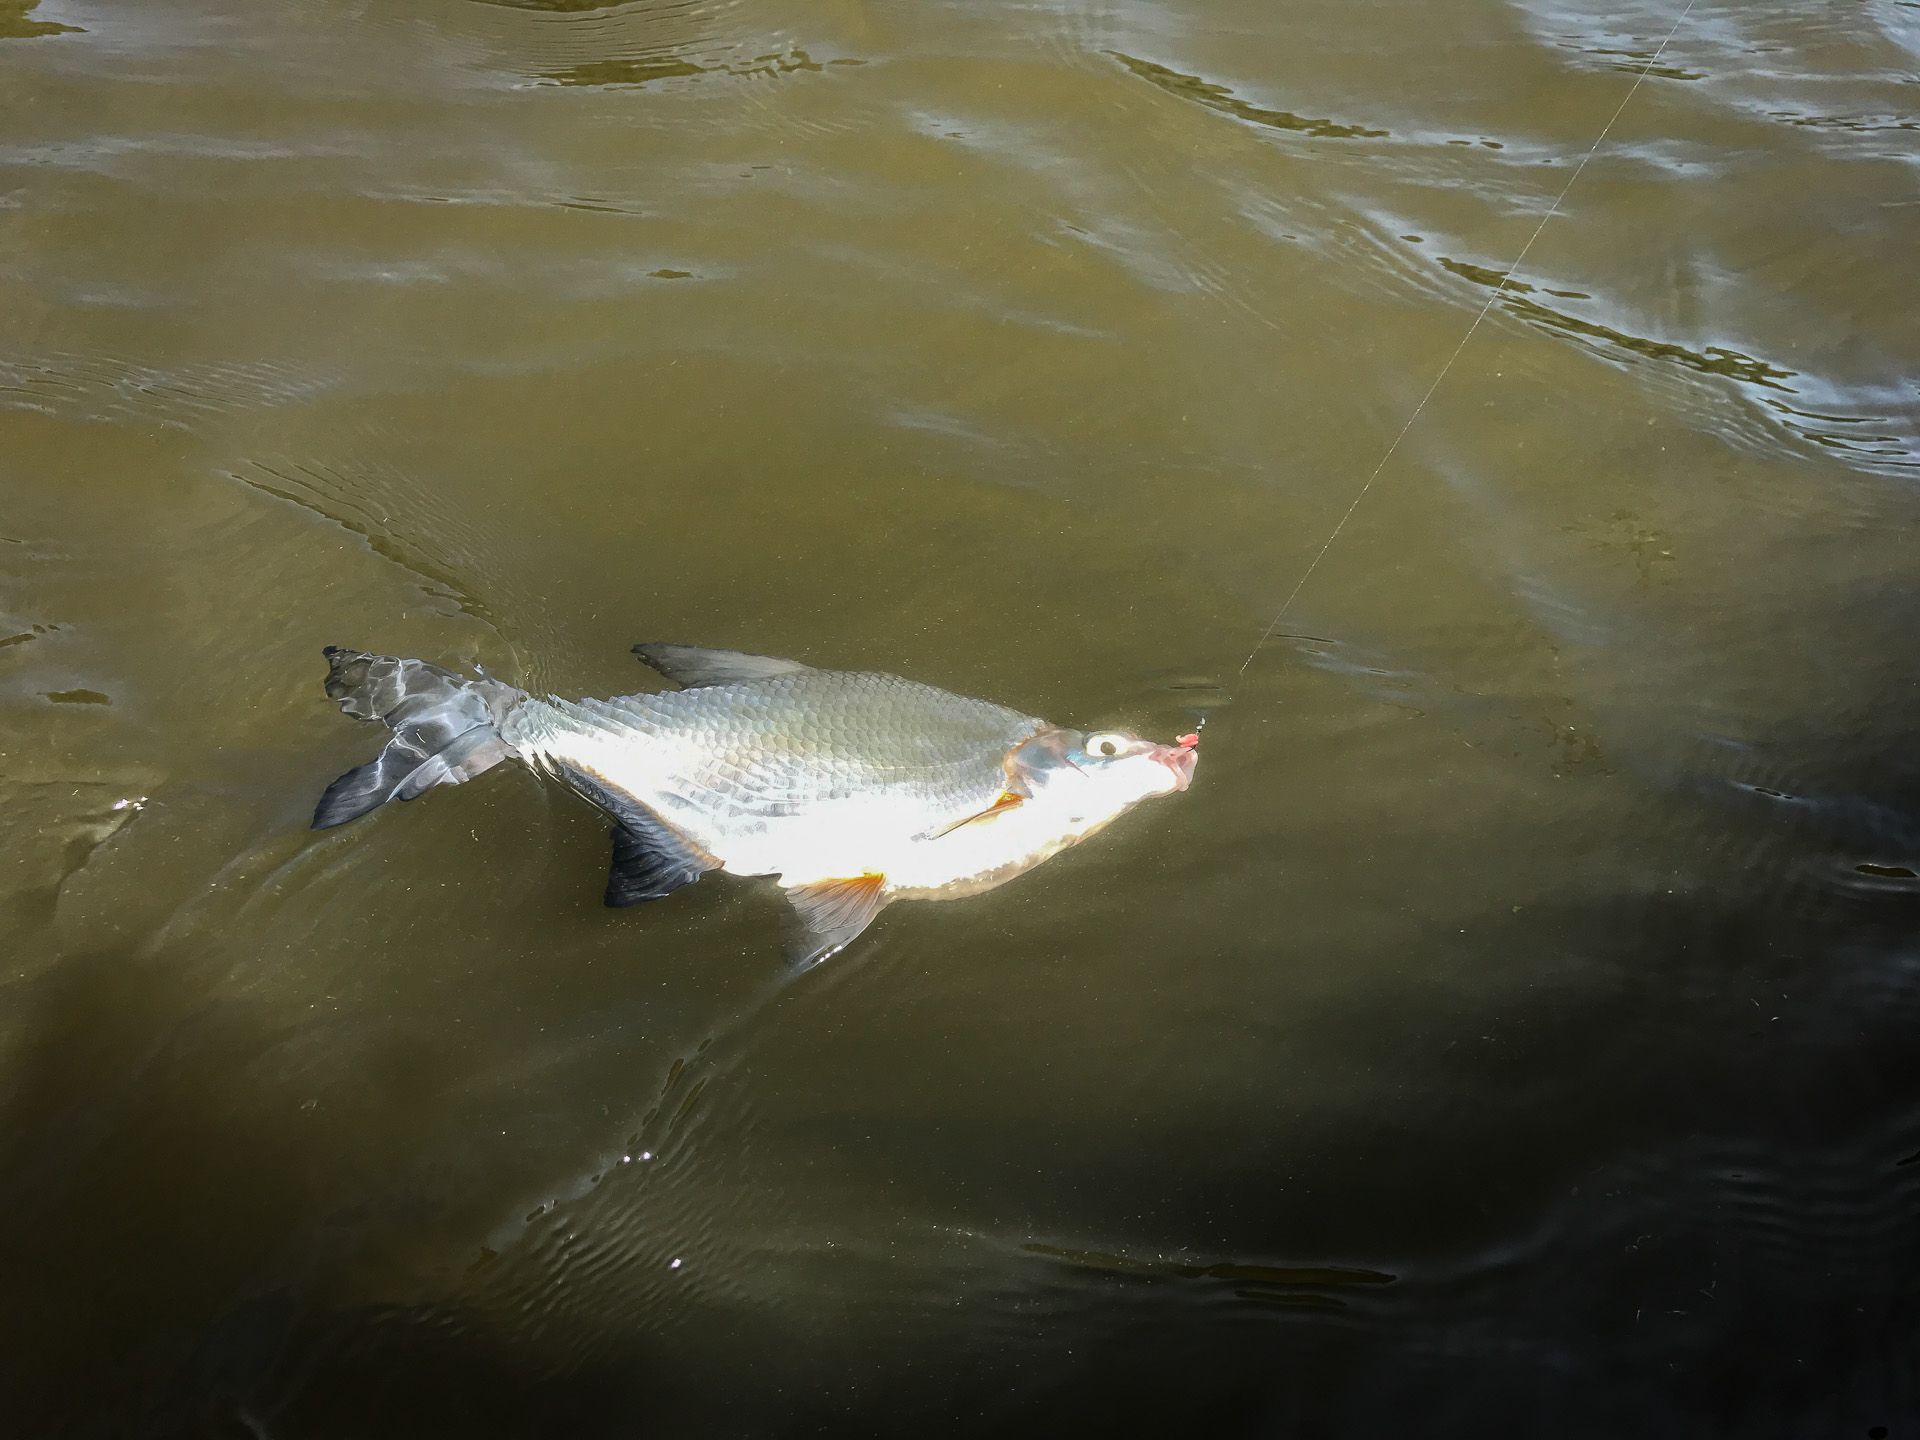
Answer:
[784,874,887,969]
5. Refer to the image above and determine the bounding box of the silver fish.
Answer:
[312,642,1198,965]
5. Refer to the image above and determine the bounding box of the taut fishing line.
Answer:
[1213,1,1697,711]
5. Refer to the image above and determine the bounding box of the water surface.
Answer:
[3,0,1919,1433]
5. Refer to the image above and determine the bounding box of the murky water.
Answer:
[4,0,1918,1432]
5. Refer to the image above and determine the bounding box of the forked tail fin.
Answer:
[312,646,524,829]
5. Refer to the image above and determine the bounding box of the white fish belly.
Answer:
[510,703,940,884]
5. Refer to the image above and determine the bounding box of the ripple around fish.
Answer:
[462,959,847,1330]
[1236,199,1475,315]
[1665,734,1920,919]
[1285,634,1444,713]
[1428,254,1920,475]
[224,456,513,647]
[1138,667,1234,724]
[951,58,1381,345]
[1876,0,1920,56]
[949,115,1299,338]
[1362,1098,1920,1341]
[1107,51,1391,141]
[1599,1123,1920,1288]
[460,1125,758,1361]
[148,815,374,972]
[1018,1238,1398,1314]
[1760,387,1920,473]
[0,351,345,430]
[1016,0,1162,75]
[1524,0,1920,148]
[463,0,698,11]
[421,0,863,97]
[533,44,864,91]
[1549,40,1705,83]
[1770,110,1919,134]
[791,1221,1407,1384]
[1435,257,1791,390]
[902,146,1275,339]
[1511,0,1721,80]
[0,781,148,935]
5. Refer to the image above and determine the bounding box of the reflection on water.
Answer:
[0,0,78,39]
[3,0,1920,1433]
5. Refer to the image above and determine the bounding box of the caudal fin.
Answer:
[312,646,524,829]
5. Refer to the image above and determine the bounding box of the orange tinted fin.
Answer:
[784,874,888,970]
[926,790,1025,840]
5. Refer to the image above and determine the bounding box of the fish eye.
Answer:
[1085,731,1128,758]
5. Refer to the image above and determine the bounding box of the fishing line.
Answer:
[1219,1,1697,697]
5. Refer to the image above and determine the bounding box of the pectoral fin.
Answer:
[631,644,812,688]
[550,759,718,907]
[924,790,1024,840]
[606,818,714,907]
[784,874,887,970]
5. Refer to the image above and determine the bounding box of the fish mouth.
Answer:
[1151,742,1198,792]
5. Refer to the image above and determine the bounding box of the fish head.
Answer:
[1008,725,1198,825]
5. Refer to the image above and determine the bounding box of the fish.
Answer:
[311,642,1199,966]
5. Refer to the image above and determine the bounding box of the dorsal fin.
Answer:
[631,644,812,688]
[783,874,887,969]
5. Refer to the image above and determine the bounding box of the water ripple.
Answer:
[429,0,863,96]
[1435,256,1920,475]
[0,351,344,428]
[1109,52,1390,140]
[224,456,512,642]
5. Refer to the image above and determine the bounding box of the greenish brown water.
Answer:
[3,0,1919,1433]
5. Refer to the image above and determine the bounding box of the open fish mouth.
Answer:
[1152,739,1199,791]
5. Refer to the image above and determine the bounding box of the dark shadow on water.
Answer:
[7,714,1920,1435]
[0,945,657,1440]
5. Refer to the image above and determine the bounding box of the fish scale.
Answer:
[504,671,1041,877]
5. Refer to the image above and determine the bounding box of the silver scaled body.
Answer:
[311,642,1197,965]
[504,669,1069,897]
